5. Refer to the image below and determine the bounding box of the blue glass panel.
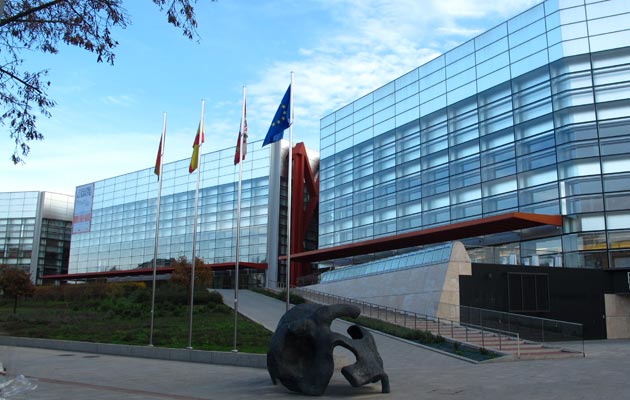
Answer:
[374,93,395,112]
[476,38,509,63]
[396,107,420,127]
[396,82,419,100]
[508,4,545,34]
[511,50,550,78]
[336,103,353,120]
[419,55,445,76]
[510,34,548,62]
[374,81,395,100]
[446,68,476,91]
[477,52,510,77]
[586,0,630,20]
[446,40,475,64]
[354,92,374,110]
[590,30,630,53]
[420,69,446,91]
[447,81,476,105]
[421,95,446,116]
[475,23,508,49]
[509,19,547,48]
[397,95,420,112]
[374,105,395,124]
[446,53,475,78]
[477,67,511,92]
[396,68,419,89]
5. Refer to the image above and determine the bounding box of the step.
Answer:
[295,291,584,361]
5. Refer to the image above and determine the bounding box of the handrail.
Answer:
[293,286,584,357]
[440,301,584,354]
[456,303,583,328]
[294,286,522,356]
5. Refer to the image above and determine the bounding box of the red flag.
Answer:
[154,136,163,179]
[234,100,248,165]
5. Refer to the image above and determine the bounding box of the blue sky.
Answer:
[1,0,539,195]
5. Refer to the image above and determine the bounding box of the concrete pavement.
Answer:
[1,289,629,399]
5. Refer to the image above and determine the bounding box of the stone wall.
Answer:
[605,294,630,339]
[308,241,471,321]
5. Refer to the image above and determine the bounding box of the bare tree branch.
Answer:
[0,0,66,27]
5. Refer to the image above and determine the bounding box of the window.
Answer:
[508,273,550,312]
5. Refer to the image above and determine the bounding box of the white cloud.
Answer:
[245,0,542,151]
[102,94,136,107]
[3,0,544,194]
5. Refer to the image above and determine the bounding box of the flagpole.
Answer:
[233,86,246,352]
[149,112,166,346]
[286,72,294,311]
[188,100,204,349]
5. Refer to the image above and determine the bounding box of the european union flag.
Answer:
[262,84,291,147]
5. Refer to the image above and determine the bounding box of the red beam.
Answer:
[43,262,267,281]
[284,212,562,263]
[287,143,319,286]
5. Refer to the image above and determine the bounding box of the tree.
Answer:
[169,255,213,295]
[0,265,36,313]
[0,0,205,163]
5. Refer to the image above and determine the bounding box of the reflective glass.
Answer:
[556,139,599,162]
[508,4,545,33]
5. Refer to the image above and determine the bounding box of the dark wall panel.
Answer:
[460,264,613,340]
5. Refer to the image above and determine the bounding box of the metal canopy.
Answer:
[285,212,563,263]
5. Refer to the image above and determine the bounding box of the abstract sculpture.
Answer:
[267,303,390,396]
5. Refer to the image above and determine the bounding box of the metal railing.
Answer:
[293,286,523,356]
[434,302,584,355]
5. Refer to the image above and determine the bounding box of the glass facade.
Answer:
[319,0,630,269]
[321,243,453,283]
[68,140,272,274]
[0,191,74,282]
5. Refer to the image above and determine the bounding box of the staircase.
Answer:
[292,287,584,361]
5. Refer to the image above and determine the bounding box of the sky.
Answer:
[1,0,540,196]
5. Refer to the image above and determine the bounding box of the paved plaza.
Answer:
[1,291,629,399]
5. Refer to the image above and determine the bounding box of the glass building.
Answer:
[0,191,74,282]
[68,140,275,276]
[319,0,630,269]
[68,139,321,288]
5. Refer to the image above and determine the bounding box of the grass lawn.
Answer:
[0,283,273,354]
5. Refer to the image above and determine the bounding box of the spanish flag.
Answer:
[189,122,204,173]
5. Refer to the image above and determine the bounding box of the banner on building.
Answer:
[72,183,94,234]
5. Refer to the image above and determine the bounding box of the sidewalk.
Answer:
[1,290,629,399]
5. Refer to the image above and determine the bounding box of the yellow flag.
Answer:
[189,122,204,173]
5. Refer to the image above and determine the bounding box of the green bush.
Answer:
[276,290,306,305]
[154,284,188,305]
[207,290,223,304]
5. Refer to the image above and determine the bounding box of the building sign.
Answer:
[72,183,94,234]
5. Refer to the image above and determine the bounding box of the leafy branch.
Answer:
[0,0,205,163]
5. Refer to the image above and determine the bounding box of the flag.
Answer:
[234,100,248,165]
[154,136,163,179]
[262,84,291,147]
[189,122,204,173]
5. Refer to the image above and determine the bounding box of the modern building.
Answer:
[65,139,320,289]
[316,0,630,270]
[296,0,630,339]
[59,0,630,338]
[0,191,74,283]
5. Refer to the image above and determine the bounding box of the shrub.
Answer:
[276,290,306,305]
[207,290,223,305]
